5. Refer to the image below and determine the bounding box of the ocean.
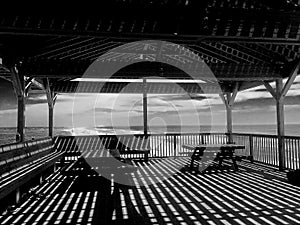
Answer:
[0,124,299,146]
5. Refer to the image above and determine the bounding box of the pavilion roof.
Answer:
[1,0,300,94]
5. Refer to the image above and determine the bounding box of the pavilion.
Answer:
[0,2,300,224]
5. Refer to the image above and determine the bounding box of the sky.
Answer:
[0,76,300,128]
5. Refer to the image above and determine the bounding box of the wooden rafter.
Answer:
[1,11,300,45]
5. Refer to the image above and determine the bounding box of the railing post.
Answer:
[173,134,177,158]
[143,78,148,136]
[249,135,254,163]
[200,134,204,144]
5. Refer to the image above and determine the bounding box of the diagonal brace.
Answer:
[43,78,56,108]
[263,58,300,100]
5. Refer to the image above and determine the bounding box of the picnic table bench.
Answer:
[182,144,248,172]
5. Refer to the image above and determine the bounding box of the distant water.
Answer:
[0,124,299,146]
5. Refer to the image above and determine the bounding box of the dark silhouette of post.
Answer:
[143,78,148,136]
[10,66,25,142]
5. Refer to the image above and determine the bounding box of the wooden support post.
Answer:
[249,135,254,163]
[219,82,239,144]
[10,66,25,142]
[276,79,285,171]
[17,97,25,142]
[44,78,56,137]
[49,106,54,137]
[143,78,148,136]
[263,58,300,171]
[226,92,233,143]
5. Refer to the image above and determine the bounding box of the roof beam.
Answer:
[15,60,283,81]
[51,81,227,94]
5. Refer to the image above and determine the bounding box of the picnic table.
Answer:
[182,144,246,172]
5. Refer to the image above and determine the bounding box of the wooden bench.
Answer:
[0,138,63,206]
[56,135,151,162]
[116,136,150,162]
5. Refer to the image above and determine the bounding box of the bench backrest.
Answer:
[0,138,55,176]
[117,136,150,152]
[55,135,150,155]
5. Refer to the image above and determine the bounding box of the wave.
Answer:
[62,127,143,136]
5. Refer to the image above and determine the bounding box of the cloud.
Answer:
[93,107,130,113]
[253,88,268,92]
[88,106,141,114]
[229,95,300,112]
[158,94,208,102]
[94,107,115,113]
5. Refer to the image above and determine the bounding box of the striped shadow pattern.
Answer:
[0,158,300,225]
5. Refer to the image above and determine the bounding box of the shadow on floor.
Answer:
[1,158,300,225]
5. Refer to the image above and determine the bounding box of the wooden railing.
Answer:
[232,133,300,170]
[149,133,228,157]
[53,133,300,170]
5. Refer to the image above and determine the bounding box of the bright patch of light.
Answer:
[71,78,206,83]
